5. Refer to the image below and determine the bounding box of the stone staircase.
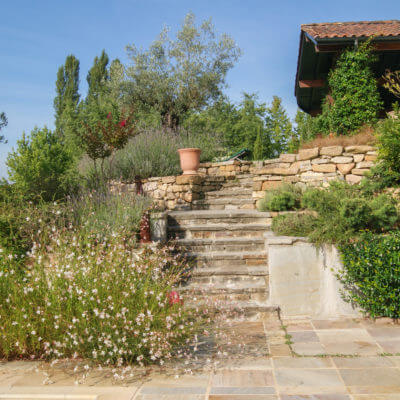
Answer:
[168,174,278,320]
[192,174,255,210]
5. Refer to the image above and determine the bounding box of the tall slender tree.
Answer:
[54,55,80,131]
[87,50,109,100]
[265,96,293,157]
[0,112,7,143]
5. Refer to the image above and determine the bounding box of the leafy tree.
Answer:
[323,40,383,134]
[0,112,7,143]
[183,97,238,140]
[78,103,137,179]
[265,96,293,157]
[290,109,327,150]
[54,55,80,151]
[124,13,241,130]
[224,93,267,157]
[6,127,76,201]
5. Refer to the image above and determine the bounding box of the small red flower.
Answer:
[167,291,183,306]
[119,119,127,127]
[107,112,112,120]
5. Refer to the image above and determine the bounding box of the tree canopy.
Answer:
[123,13,241,130]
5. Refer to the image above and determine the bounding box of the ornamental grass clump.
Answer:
[0,225,204,366]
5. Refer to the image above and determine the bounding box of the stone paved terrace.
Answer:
[2,317,400,399]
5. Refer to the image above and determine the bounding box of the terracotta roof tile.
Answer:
[302,20,400,40]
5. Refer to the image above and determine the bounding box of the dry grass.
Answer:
[299,126,376,150]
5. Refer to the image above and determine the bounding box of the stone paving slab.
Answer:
[1,318,400,398]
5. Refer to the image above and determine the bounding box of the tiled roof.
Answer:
[302,20,400,40]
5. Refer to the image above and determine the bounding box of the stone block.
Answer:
[189,184,203,192]
[312,164,336,173]
[264,158,281,165]
[356,161,374,169]
[253,190,265,199]
[150,212,167,242]
[320,146,343,156]
[143,181,158,191]
[263,162,292,170]
[280,153,297,163]
[262,180,283,190]
[300,171,324,181]
[297,147,319,161]
[345,145,375,153]
[331,156,353,163]
[176,175,203,185]
[311,157,331,165]
[283,176,300,183]
[153,189,166,199]
[353,154,364,162]
[253,181,263,191]
[337,163,355,175]
[172,185,183,193]
[268,240,360,317]
[346,174,362,184]
[292,160,311,172]
[252,161,264,169]
[161,176,175,184]
[224,164,236,172]
[351,168,370,176]
[365,154,377,162]
[183,192,200,202]
[166,200,176,209]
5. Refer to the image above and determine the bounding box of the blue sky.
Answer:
[1,0,400,177]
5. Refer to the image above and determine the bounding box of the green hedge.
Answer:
[339,232,400,319]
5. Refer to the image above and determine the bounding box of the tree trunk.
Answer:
[162,111,179,132]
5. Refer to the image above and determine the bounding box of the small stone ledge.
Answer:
[265,234,308,246]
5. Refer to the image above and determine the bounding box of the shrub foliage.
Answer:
[6,127,76,201]
[339,232,400,319]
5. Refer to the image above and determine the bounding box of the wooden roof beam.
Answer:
[315,41,400,53]
[299,79,325,88]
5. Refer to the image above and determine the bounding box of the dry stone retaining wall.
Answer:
[111,145,377,210]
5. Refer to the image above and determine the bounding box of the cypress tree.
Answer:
[54,55,80,137]
[265,96,293,157]
[253,125,266,160]
[87,50,109,100]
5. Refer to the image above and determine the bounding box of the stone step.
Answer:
[176,237,265,252]
[192,265,268,276]
[168,223,269,239]
[192,197,256,210]
[178,281,269,302]
[189,272,268,286]
[186,251,268,269]
[194,257,268,268]
[185,299,278,321]
[168,209,272,225]
[222,179,253,188]
[204,188,253,199]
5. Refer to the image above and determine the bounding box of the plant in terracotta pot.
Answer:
[178,148,201,175]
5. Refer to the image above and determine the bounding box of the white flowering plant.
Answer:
[0,228,204,366]
[0,187,206,367]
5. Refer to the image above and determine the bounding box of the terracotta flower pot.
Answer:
[178,148,201,175]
